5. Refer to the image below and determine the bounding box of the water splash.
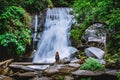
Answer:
[33,8,77,63]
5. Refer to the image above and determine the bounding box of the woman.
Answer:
[55,51,60,64]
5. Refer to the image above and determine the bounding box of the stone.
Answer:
[26,65,50,70]
[58,66,76,73]
[60,57,70,64]
[30,77,51,80]
[65,76,73,80]
[72,70,104,76]
[44,64,79,75]
[88,37,102,42]
[85,47,105,59]
[0,75,14,80]
[68,63,80,68]
[105,70,118,76]
[44,66,59,75]
[70,59,81,63]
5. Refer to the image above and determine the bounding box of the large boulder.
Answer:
[68,63,81,68]
[70,59,81,64]
[105,70,118,76]
[44,65,60,75]
[44,63,81,76]
[85,47,105,59]
[72,70,104,76]
[0,75,15,80]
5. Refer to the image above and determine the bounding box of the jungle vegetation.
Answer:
[0,0,120,67]
[0,0,72,59]
[0,0,53,59]
[71,0,120,64]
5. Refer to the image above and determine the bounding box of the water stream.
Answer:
[33,15,38,49]
[33,8,77,63]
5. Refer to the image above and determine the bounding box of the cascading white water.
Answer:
[33,15,38,49]
[33,8,77,63]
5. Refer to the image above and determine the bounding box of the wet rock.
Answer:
[44,66,59,75]
[58,66,76,74]
[60,57,70,64]
[72,70,104,76]
[77,45,90,51]
[0,75,15,80]
[11,72,38,78]
[44,64,79,75]
[68,63,80,68]
[85,47,105,59]
[88,37,102,43]
[105,70,118,76]
[26,65,50,70]
[68,47,78,54]
[70,59,81,64]
[30,77,51,80]
[21,50,35,62]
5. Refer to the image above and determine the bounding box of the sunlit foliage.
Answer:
[80,58,105,71]
[71,0,120,55]
[0,6,31,55]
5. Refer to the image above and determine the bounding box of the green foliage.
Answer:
[71,0,120,62]
[21,0,49,13]
[51,0,74,7]
[0,32,25,55]
[117,70,120,80]
[47,0,54,9]
[112,51,120,62]
[81,77,91,80]
[0,0,53,13]
[0,6,31,56]
[80,58,105,71]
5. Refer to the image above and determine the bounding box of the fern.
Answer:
[80,57,105,71]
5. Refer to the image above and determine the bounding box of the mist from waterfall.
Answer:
[33,8,77,63]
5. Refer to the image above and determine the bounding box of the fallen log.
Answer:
[0,67,14,75]
[9,64,35,71]
[0,59,13,67]
[9,63,50,71]
[10,62,54,66]
[0,75,14,80]
[0,59,14,75]
[11,72,38,77]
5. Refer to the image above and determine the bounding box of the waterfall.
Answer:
[33,15,38,49]
[33,8,77,63]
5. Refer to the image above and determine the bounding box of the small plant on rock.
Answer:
[80,57,105,71]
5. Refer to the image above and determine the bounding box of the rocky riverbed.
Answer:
[0,59,118,80]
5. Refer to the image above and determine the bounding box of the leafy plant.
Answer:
[0,6,31,56]
[81,77,91,80]
[71,0,120,64]
[0,0,53,13]
[117,70,120,80]
[51,0,74,7]
[80,57,105,71]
